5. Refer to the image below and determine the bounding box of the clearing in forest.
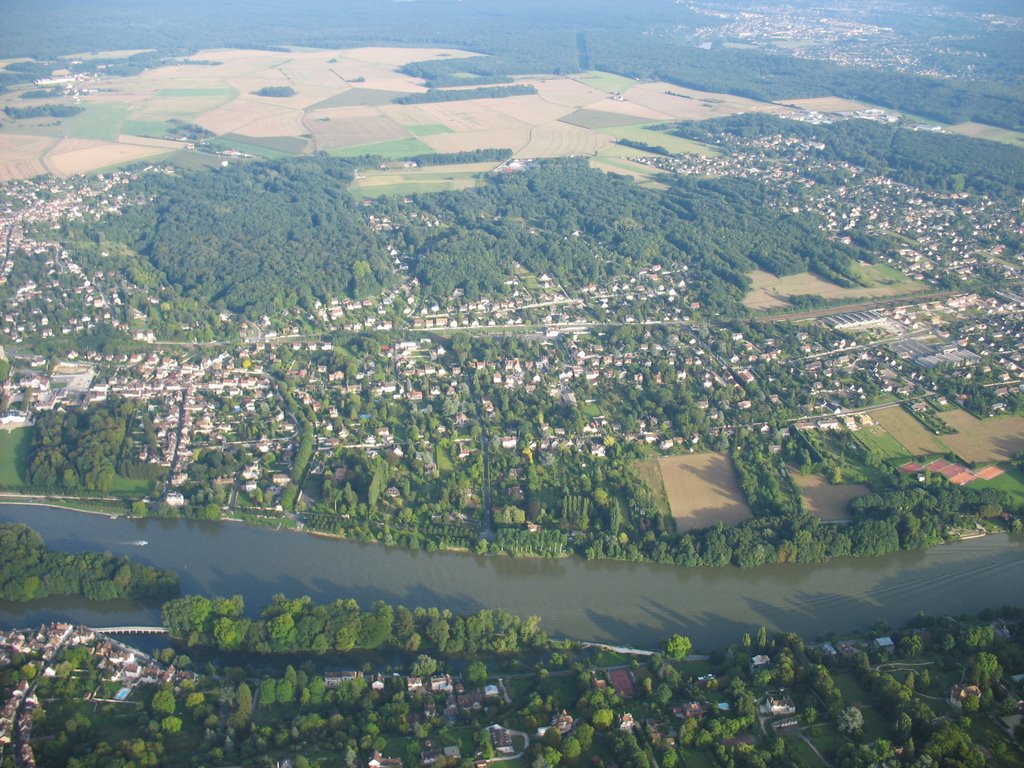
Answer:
[743,268,926,310]
[657,453,752,533]
[790,471,868,522]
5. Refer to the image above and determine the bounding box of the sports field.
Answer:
[658,453,752,532]
[871,407,948,456]
[789,471,868,522]
[937,412,1024,463]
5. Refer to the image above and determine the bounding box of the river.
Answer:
[1,503,1022,649]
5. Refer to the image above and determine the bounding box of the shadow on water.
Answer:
[1,503,1023,648]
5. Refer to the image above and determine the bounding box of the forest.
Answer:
[0,523,179,601]
[162,593,547,655]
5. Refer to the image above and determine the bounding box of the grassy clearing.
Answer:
[62,104,128,141]
[575,71,639,94]
[593,649,629,667]
[973,465,1024,501]
[0,427,32,488]
[852,261,912,286]
[832,672,889,740]
[328,137,433,159]
[120,119,174,138]
[211,137,295,159]
[789,471,867,522]
[787,735,825,767]
[744,268,927,310]
[436,444,454,473]
[949,121,1024,149]
[166,148,235,171]
[109,474,154,495]
[219,132,309,153]
[350,166,487,198]
[630,458,670,516]
[604,124,721,156]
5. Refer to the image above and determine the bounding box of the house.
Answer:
[949,683,982,708]
[673,702,711,719]
[761,696,796,716]
[619,713,637,731]
[750,655,771,672]
[430,674,453,693]
[324,670,363,688]
[368,751,403,768]
[488,725,515,754]
[873,636,895,651]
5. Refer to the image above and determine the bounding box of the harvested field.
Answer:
[779,97,872,112]
[0,133,52,164]
[46,138,171,175]
[484,95,575,125]
[193,99,293,135]
[624,82,793,122]
[743,269,927,310]
[422,128,532,154]
[658,453,752,533]
[518,123,612,158]
[937,411,1024,463]
[232,111,308,138]
[528,77,611,108]
[790,472,868,522]
[308,112,410,149]
[871,407,948,456]
[574,71,639,94]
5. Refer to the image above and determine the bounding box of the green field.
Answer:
[604,124,720,156]
[831,672,888,741]
[220,133,309,153]
[852,426,910,461]
[974,465,1024,501]
[560,109,654,130]
[109,474,155,495]
[328,137,433,159]
[853,261,911,286]
[62,104,129,141]
[166,148,236,171]
[212,137,297,159]
[574,71,639,94]
[310,89,406,109]
[408,123,452,137]
[436,444,455,473]
[120,119,174,138]
[0,427,32,488]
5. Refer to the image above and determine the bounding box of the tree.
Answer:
[151,687,176,716]
[161,715,182,734]
[467,660,488,687]
[837,706,864,736]
[664,634,692,661]
[592,709,614,730]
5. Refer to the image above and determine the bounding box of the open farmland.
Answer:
[0,47,813,178]
[937,412,1024,463]
[790,471,868,522]
[658,453,752,532]
[871,406,948,456]
[743,268,927,310]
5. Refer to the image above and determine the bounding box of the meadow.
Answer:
[789,471,868,522]
[870,407,948,457]
[743,267,927,310]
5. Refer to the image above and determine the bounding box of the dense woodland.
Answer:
[0,523,179,601]
[163,594,546,655]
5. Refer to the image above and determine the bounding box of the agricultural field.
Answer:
[948,121,1024,149]
[790,471,868,521]
[743,268,927,310]
[937,411,1024,463]
[871,407,948,456]
[657,452,752,533]
[0,46,800,179]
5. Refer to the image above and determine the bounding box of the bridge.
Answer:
[93,626,168,635]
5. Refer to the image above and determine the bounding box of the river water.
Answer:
[1,503,1022,649]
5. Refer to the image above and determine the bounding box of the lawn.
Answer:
[592,649,629,667]
[787,735,826,767]
[678,748,715,768]
[852,426,910,461]
[62,104,129,141]
[536,673,580,708]
[327,137,433,159]
[0,427,32,488]
[436,444,455,473]
[108,474,154,495]
[832,672,888,741]
[973,465,1024,501]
